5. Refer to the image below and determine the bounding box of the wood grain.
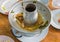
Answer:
[41,26,60,42]
[0,14,21,42]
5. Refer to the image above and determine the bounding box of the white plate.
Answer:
[0,0,19,14]
[51,9,60,29]
[0,35,14,42]
[52,0,60,8]
[0,0,7,14]
[0,0,6,7]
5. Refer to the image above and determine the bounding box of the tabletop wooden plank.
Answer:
[0,14,21,42]
[41,26,60,42]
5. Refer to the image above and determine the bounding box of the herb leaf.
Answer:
[33,1,37,3]
[39,20,48,29]
[11,10,14,13]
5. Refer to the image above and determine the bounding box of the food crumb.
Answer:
[58,19,60,23]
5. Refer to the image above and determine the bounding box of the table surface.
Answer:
[0,0,60,42]
[0,13,60,42]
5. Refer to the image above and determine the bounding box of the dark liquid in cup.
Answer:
[25,4,36,12]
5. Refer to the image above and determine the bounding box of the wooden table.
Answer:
[0,0,60,42]
[0,13,60,42]
[0,14,21,42]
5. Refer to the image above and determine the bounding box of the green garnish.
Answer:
[11,10,14,13]
[21,12,23,14]
[33,1,37,3]
[2,6,6,11]
[21,2,23,6]
[39,20,48,29]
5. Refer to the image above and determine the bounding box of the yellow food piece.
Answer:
[15,13,45,32]
[1,6,6,11]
